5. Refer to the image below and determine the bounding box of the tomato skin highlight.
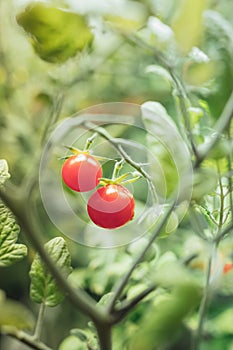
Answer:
[87,184,135,229]
[62,154,102,192]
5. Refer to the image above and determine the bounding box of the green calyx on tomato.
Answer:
[87,159,140,229]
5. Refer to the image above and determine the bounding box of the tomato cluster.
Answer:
[61,151,135,229]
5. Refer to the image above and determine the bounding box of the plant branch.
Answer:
[217,162,225,229]
[95,323,112,350]
[0,187,110,325]
[123,33,233,167]
[195,89,233,167]
[191,244,216,350]
[168,68,199,159]
[40,93,65,146]
[122,33,199,160]
[113,284,156,323]
[2,328,52,350]
[227,127,233,219]
[123,33,170,68]
[107,201,176,313]
[189,206,208,240]
[84,122,158,202]
[112,252,198,323]
[214,220,233,245]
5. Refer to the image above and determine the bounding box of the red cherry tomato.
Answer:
[87,184,135,229]
[223,263,233,274]
[62,153,102,192]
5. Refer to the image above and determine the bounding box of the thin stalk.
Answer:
[84,122,158,203]
[40,93,65,146]
[227,127,233,219]
[112,159,124,180]
[191,244,216,350]
[84,132,97,151]
[111,252,199,323]
[33,302,46,341]
[123,33,233,168]
[107,201,176,313]
[217,162,225,229]
[214,220,233,244]
[3,329,52,350]
[113,285,156,322]
[123,32,170,68]
[195,89,233,167]
[168,68,199,160]
[121,33,199,160]
[189,206,208,240]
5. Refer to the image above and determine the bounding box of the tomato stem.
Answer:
[112,159,124,180]
[84,132,97,151]
[63,145,83,155]
[99,171,142,186]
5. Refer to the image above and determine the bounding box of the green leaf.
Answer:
[70,329,88,342]
[162,210,179,236]
[141,101,192,199]
[127,237,159,262]
[204,10,233,61]
[17,3,93,63]
[0,203,27,267]
[0,159,10,185]
[172,0,207,54]
[206,307,233,336]
[129,281,201,350]
[145,65,173,86]
[0,299,35,330]
[59,335,88,350]
[97,293,116,307]
[192,167,218,201]
[147,16,174,44]
[29,237,72,307]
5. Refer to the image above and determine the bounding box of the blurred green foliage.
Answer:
[0,0,233,349]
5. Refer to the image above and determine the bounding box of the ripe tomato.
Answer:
[62,153,102,192]
[87,184,135,229]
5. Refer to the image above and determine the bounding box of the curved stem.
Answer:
[214,220,233,244]
[2,329,52,350]
[195,89,233,167]
[227,127,233,219]
[84,122,158,203]
[191,244,216,350]
[168,68,199,159]
[217,162,225,229]
[121,32,199,160]
[40,93,65,146]
[107,201,176,313]
[113,284,156,323]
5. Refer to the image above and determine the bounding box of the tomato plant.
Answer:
[1,1,233,350]
[87,184,135,229]
[61,153,102,192]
